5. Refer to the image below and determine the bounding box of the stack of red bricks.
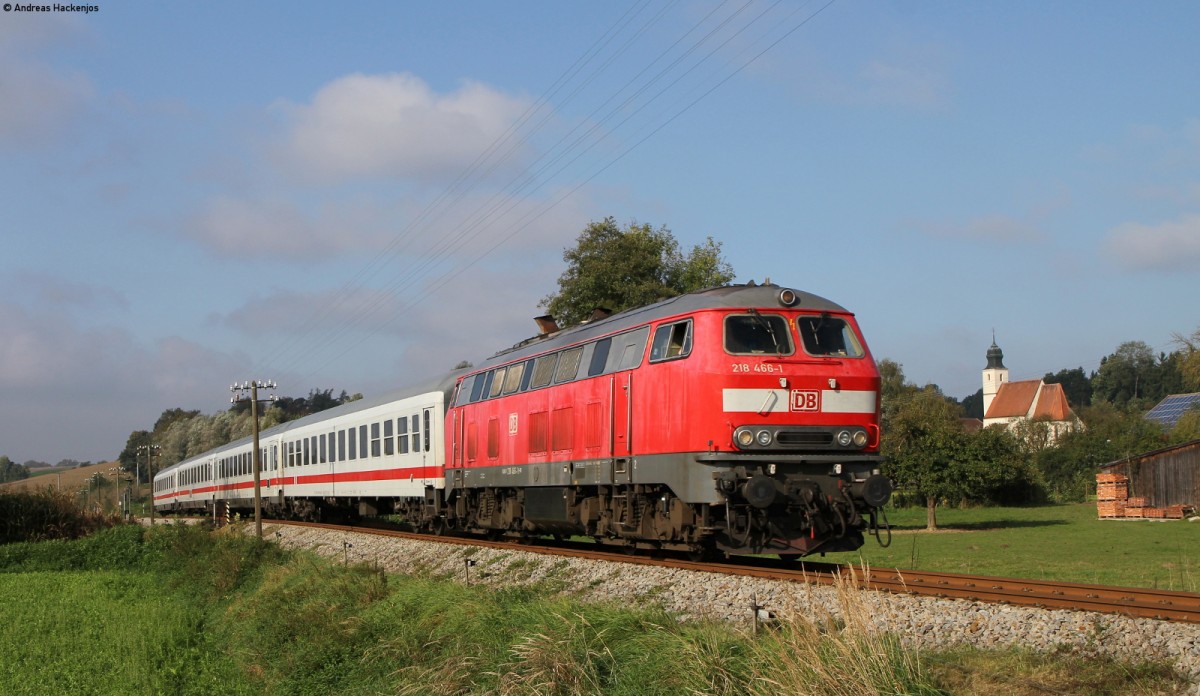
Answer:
[1096,472,1128,518]
[1096,472,1195,519]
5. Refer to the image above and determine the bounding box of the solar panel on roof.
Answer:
[1145,393,1200,427]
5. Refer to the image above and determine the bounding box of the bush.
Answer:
[0,488,118,544]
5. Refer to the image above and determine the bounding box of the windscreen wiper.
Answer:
[747,308,783,355]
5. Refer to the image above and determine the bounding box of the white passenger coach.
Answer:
[153,374,457,520]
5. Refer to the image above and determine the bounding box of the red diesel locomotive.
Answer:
[154,282,891,558]
[442,281,891,556]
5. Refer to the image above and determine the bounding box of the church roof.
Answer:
[1031,383,1073,421]
[985,379,1041,419]
[985,379,1076,422]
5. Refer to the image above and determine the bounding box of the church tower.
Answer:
[982,336,1008,418]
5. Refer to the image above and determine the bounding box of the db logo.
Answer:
[790,390,820,412]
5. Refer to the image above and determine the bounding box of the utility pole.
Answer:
[231,380,277,539]
[138,444,161,525]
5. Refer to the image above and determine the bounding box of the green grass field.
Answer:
[0,522,1187,694]
[818,502,1200,592]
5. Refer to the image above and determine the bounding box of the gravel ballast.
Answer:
[262,523,1200,684]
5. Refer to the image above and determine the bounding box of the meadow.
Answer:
[819,503,1200,592]
[0,520,1187,695]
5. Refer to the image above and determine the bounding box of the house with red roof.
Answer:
[981,338,1082,445]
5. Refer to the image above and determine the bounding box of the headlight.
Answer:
[756,430,773,446]
[836,430,852,447]
[735,428,755,448]
[852,430,868,447]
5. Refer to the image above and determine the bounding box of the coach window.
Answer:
[371,423,381,457]
[347,428,357,461]
[398,417,410,454]
[319,434,327,464]
[796,314,864,358]
[359,424,368,459]
[724,313,794,355]
[502,361,525,395]
[310,436,318,464]
[554,346,584,383]
[650,319,692,363]
[384,419,395,456]
[338,430,346,462]
[411,414,420,453]
[423,409,432,451]
[530,353,558,388]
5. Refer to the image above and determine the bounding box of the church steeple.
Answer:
[982,333,1009,418]
[985,332,1006,370]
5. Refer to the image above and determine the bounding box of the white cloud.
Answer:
[856,57,950,111]
[1104,214,1200,273]
[185,196,394,260]
[913,212,1043,244]
[219,287,408,337]
[0,300,253,462]
[6,272,128,312]
[186,181,591,264]
[0,17,93,148]
[273,72,533,184]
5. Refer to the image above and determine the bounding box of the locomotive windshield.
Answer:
[724,313,794,355]
[796,314,864,358]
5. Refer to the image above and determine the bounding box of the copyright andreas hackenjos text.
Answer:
[4,3,100,12]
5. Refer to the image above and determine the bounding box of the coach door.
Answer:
[421,408,433,486]
[610,372,632,484]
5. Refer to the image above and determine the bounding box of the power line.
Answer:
[258,1,841,385]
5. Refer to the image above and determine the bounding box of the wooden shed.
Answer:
[1100,440,1200,509]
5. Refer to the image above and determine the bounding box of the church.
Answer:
[982,339,1082,444]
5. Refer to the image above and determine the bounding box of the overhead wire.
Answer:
[259,0,841,385]
[259,0,659,373]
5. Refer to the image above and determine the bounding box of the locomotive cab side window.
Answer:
[797,314,865,358]
[650,319,693,362]
[724,313,794,355]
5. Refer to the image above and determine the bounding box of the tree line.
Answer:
[118,389,361,482]
[885,327,1200,529]
[0,457,100,484]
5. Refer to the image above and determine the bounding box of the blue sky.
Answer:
[2,1,1198,463]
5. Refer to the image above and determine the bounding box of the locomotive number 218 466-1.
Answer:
[731,363,783,373]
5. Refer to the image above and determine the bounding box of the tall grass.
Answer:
[745,571,938,696]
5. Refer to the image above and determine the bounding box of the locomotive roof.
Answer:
[480,282,850,369]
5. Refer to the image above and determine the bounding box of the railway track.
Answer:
[268,519,1200,624]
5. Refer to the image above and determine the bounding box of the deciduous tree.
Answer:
[540,217,734,326]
